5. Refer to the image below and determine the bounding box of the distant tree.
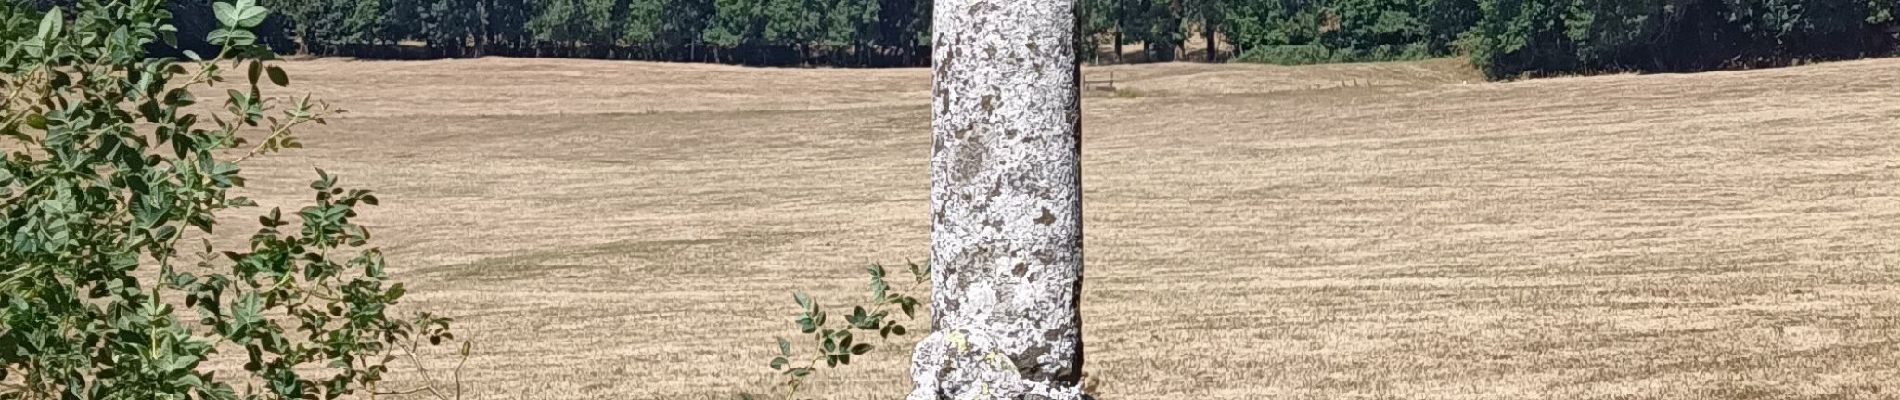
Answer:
[264,0,320,53]
[1107,0,1142,61]
[824,0,879,62]
[1417,0,1477,51]
[529,0,618,51]
[1132,0,1183,61]
[1321,0,1427,50]
[343,0,384,45]
[763,0,822,62]
[704,0,762,60]
[421,0,484,56]
[879,0,928,55]
[1463,0,1572,77]
[482,0,537,51]
[377,0,426,46]
[1186,0,1225,60]
[1080,0,1127,62]
[655,0,716,58]
[623,0,663,46]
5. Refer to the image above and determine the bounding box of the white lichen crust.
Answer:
[908,330,1088,400]
[915,0,1086,396]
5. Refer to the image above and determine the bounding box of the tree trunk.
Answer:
[296,27,310,55]
[908,0,1087,396]
[1203,20,1215,61]
[475,0,490,57]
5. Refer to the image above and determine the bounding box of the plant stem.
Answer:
[784,353,825,400]
[231,110,323,164]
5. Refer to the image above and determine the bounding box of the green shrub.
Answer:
[0,1,462,399]
[743,262,928,400]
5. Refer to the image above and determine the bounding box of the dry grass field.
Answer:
[228,56,1900,399]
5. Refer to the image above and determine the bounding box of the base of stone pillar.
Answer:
[908,329,1092,400]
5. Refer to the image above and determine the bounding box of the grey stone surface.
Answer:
[908,330,1089,400]
[916,0,1087,395]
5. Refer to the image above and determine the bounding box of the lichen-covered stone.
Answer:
[916,0,1086,395]
[908,330,1089,400]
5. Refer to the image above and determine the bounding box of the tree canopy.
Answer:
[24,0,1894,74]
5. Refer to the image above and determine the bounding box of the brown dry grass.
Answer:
[229,56,1900,399]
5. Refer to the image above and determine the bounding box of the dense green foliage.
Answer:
[1222,0,1478,60]
[129,0,1897,76]
[1464,0,1895,78]
[0,1,461,398]
[251,0,933,65]
[1226,0,1897,77]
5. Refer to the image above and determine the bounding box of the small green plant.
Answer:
[0,1,461,399]
[743,261,929,400]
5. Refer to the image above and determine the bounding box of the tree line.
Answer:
[1457,0,1899,78]
[259,0,938,66]
[30,0,1896,77]
[1220,0,1897,78]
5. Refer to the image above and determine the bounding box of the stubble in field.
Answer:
[233,57,1900,399]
